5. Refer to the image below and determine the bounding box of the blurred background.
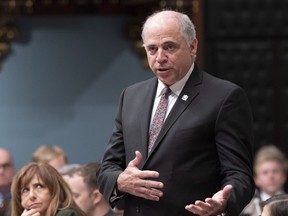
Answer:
[0,0,288,173]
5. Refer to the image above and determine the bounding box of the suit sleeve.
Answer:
[215,86,255,215]
[97,89,127,207]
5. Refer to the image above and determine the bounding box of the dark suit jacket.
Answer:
[98,66,255,216]
[56,208,84,216]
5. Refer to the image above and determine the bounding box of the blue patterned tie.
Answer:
[149,87,171,152]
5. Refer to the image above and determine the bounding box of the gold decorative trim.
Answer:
[0,0,196,67]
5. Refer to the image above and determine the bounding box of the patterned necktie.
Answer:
[148,87,171,152]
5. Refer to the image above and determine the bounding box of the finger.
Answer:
[195,200,213,212]
[222,184,233,199]
[185,204,207,215]
[204,197,219,207]
[128,151,142,167]
[141,178,164,189]
[22,209,39,216]
[140,186,163,197]
[22,209,28,214]
[134,187,163,201]
[137,170,161,180]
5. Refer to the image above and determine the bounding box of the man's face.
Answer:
[255,160,286,195]
[143,16,197,86]
[0,149,14,190]
[48,156,66,170]
[64,175,95,215]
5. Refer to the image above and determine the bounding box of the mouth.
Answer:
[28,203,40,209]
[157,68,169,73]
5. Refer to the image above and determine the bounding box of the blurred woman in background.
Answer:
[10,162,85,216]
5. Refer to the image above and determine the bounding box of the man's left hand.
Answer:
[185,184,232,216]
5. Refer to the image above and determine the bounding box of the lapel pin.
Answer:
[181,95,189,101]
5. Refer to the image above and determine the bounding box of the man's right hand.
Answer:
[117,151,164,201]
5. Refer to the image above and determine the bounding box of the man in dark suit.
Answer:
[97,10,254,216]
[0,148,15,216]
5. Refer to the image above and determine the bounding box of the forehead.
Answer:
[0,149,12,163]
[66,175,87,190]
[256,159,282,168]
[255,160,285,174]
[143,17,181,44]
[23,175,42,185]
[21,172,45,189]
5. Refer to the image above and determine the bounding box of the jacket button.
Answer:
[136,205,140,213]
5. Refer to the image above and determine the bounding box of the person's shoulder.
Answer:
[56,208,84,216]
[203,71,240,90]
[200,70,249,101]
[125,76,157,91]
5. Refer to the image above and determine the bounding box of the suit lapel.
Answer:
[147,66,203,158]
[138,78,158,167]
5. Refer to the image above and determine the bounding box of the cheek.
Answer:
[21,197,28,209]
[147,56,155,66]
[74,196,85,207]
[254,176,265,187]
[42,192,52,204]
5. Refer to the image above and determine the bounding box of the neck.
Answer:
[91,200,112,216]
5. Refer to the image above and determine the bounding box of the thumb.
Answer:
[222,184,233,199]
[128,151,142,167]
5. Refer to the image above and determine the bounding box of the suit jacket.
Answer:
[98,66,255,216]
[56,208,84,216]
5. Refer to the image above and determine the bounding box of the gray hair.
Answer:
[141,10,196,46]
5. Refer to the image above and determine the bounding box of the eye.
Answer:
[72,193,79,198]
[163,43,176,52]
[146,46,158,55]
[36,183,45,190]
[21,187,29,195]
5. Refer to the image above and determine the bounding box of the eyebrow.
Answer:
[0,162,13,168]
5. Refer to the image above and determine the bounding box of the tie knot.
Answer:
[162,87,171,97]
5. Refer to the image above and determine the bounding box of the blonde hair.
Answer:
[11,162,85,216]
[254,145,288,174]
[32,145,67,164]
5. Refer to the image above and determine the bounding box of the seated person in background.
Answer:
[32,145,68,170]
[261,194,288,216]
[59,164,81,181]
[10,162,86,216]
[0,148,15,216]
[62,162,115,216]
[241,145,288,216]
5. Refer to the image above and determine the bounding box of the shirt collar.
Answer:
[157,63,194,97]
[260,191,285,201]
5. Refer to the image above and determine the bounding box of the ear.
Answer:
[190,38,198,57]
[91,189,102,205]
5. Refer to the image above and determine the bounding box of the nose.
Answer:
[156,49,167,64]
[28,189,36,199]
